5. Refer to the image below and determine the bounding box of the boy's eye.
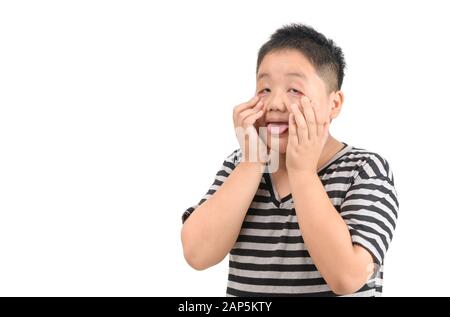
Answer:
[288,88,303,95]
[258,88,270,95]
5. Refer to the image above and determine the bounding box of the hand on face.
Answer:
[233,95,268,164]
[232,94,330,170]
[286,96,330,174]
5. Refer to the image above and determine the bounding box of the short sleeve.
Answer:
[181,149,242,224]
[339,154,399,266]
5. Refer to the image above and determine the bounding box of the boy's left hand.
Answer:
[286,96,330,174]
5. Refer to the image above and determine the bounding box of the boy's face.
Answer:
[255,49,342,154]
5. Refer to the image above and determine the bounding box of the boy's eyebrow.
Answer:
[257,72,307,81]
[286,72,307,80]
[257,73,270,80]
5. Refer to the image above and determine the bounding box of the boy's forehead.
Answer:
[257,50,315,79]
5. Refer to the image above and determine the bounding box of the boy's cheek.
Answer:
[259,96,269,109]
[288,94,303,105]
[307,101,328,123]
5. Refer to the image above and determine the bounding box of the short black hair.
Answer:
[257,23,346,92]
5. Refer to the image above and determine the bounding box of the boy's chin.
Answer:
[267,140,288,155]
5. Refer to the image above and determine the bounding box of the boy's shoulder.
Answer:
[223,145,395,181]
[223,148,243,167]
[344,145,394,181]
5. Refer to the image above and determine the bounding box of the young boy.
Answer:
[181,24,399,297]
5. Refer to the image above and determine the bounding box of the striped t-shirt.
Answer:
[182,142,399,297]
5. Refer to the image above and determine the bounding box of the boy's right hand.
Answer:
[233,96,268,164]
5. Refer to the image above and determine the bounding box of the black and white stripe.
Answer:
[182,143,399,297]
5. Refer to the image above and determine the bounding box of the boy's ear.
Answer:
[329,90,344,120]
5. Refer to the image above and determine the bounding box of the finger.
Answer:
[243,110,265,162]
[290,103,308,143]
[288,112,298,146]
[301,96,316,140]
[242,108,264,128]
[311,101,325,136]
[239,100,264,124]
[234,95,260,114]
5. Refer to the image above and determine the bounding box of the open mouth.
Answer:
[267,122,289,135]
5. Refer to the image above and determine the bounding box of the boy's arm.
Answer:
[287,98,374,295]
[181,161,263,270]
[181,95,267,270]
[289,171,374,295]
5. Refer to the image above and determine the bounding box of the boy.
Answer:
[181,24,398,297]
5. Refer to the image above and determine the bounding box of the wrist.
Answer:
[238,160,266,173]
[287,169,318,184]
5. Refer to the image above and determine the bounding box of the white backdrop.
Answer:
[1,0,449,296]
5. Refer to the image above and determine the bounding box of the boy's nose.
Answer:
[266,98,289,113]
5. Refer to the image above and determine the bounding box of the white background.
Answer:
[1,0,449,296]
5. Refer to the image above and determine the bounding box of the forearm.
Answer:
[181,161,264,270]
[289,171,371,294]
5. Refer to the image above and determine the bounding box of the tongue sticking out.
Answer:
[267,123,289,135]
